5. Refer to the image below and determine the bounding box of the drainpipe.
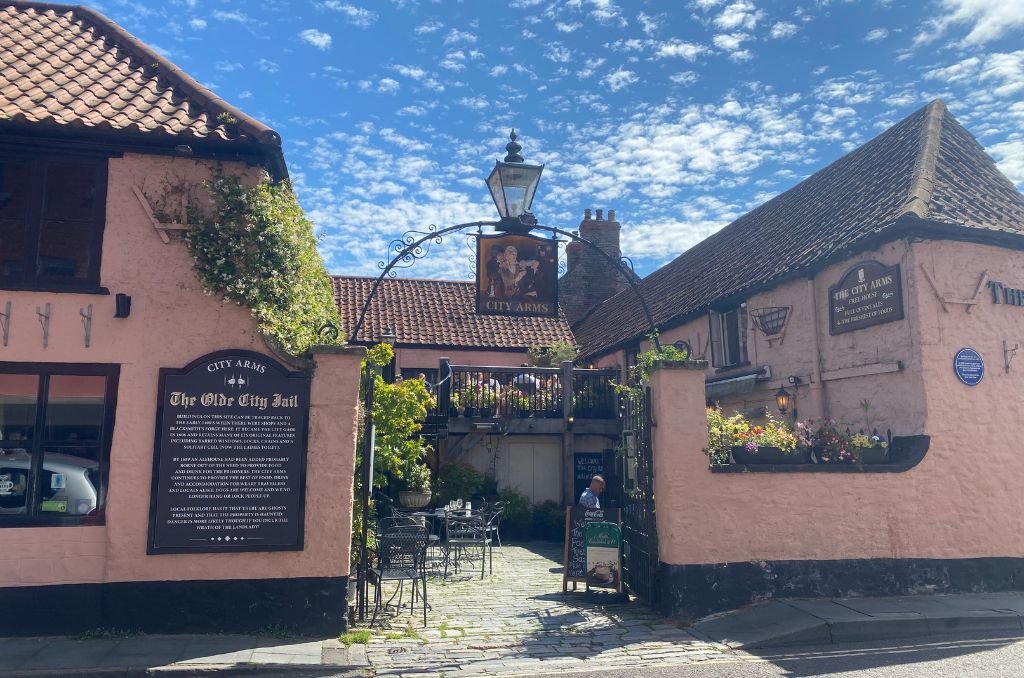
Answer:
[806,276,828,420]
[561,360,575,505]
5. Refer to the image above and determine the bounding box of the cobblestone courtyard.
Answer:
[356,542,742,677]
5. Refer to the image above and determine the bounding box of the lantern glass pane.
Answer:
[497,164,542,218]
[486,166,506,217]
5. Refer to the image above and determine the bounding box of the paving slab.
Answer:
[688,600,831,649]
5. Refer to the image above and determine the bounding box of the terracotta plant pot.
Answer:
[398,490,432,509]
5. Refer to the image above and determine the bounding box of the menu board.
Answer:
[573,453,605,503]
[563,506,620,586]
[829,261,903,335]
[147,350,310,554]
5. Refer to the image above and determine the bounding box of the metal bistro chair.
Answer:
[444,512,491,579]
[369,520,429,627]
[481,501,506,553]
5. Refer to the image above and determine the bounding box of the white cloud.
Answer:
[602,67,638,91]
[713,1,764,30]
[654,38,708,60]
[414,21,443,34]
[925,50,1024,96]
[864,27,889,41]
[769,21,797,39]
[587,0,626,25]
[393,64,427,79]
[637,12,661,35]
[397,105,428,116]
[188,18,206,29]
[377,78,400,93]
[257,58,279,73]
[556,21,583,32]
[323,2,378,27]
[299,28,332,50]
[490,64,509,77]
[989,139,1024,187]
[713,32,753,61]
[439,50,466,71]
[691,0,725,9]
[458,96,489,110]
[546,43,573,63]
[814,76,882,104]
[212,10,247,22]
[444,28,478,45]
[215,61,243,72]
[914,0,1024,46]
[669,71,699,85]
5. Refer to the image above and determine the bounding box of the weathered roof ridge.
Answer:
[903,98,946,218]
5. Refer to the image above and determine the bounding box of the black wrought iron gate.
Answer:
[615,387,659,607]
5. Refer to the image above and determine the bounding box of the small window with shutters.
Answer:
[709,304,748,369]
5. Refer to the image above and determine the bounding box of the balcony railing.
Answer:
[428,361,619,422]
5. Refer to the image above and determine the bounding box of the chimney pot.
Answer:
[596,209,603,220]
[608,209,616,221]
[584,208,592,220]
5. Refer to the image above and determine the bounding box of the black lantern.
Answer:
[486,130,544,231]
[775,384,792,415]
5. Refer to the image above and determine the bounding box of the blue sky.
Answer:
[97,0,1023,279]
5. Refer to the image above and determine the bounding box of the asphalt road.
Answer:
[513,632,1024,678]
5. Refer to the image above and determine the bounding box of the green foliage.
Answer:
[370,372,434,488]
[339,630,371,646]
[478,474,498,496]
[497,488,532,540]
[628,332,692,385]
[187,169,342,355]
[532,500,565,541]
[528,340,579,367]
[438,462,482,503]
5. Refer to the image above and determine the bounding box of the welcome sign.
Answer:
[476,233,558,317]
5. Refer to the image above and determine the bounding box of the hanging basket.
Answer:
[749,306,790,336]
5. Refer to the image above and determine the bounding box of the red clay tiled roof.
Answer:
[334,276,575,350]
[1,1,284,173]
[574,100,1024,358]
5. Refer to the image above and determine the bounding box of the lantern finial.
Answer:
[504,129,524,163]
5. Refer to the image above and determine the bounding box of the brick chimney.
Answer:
[560,208,630,325]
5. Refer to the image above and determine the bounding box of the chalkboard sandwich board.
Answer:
[147,350,311,554]
[563,506,621,592]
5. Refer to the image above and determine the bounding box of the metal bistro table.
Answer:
[410,507,475,574]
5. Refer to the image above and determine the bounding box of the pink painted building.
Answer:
[0,2,361,635]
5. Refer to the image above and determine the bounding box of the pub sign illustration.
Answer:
[477,233,558,317]
[148,350,311,554]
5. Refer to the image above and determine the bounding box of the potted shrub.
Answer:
[808,419,854,464]
[478,386,498,418]
[730,415,805,464]
[514,392,531,418]
[398,462,432,509]
[706,407,744,466]
[449,389,463,417]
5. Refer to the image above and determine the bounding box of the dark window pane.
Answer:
[38,375,106,516]
[42,161,98,222]
[0,219,27,277]
[0,160,31,220]
[37,220,93,279]
[0,374,39,516]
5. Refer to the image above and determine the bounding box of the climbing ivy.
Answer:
[186,169,342,355]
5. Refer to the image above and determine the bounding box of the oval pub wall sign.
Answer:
[954,347,984,386]
[828,261,904,335]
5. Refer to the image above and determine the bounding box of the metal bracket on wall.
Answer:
[0,301,10,347]
[36,303,50,349]
[80,304,93,348]
[1004,340,1019,374]
[919,265,988,313]
[133,185,189,244]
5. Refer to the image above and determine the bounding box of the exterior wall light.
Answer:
[486,129,544,232]
[775,384,792,415]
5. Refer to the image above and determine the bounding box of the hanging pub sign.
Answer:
[147,350,311,555]
[829,261,904,335]
[477,233,558,317]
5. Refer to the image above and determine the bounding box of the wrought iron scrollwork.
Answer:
[379,224,444,277]
[318,322,340,342]
[620,256,636,274]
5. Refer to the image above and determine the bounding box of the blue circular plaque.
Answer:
[954,347,984,386]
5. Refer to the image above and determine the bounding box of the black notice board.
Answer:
[573,453,605,503]
[563,506,620,585]
[147,350,311,554]
[828,261,903,335]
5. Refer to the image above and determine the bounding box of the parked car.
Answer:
[0,449,100,515]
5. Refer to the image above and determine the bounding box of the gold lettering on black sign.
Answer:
[828,262,904,335]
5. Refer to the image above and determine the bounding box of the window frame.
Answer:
[0,150,109,293]
[0,362,120,528]
[709,303,749,370]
